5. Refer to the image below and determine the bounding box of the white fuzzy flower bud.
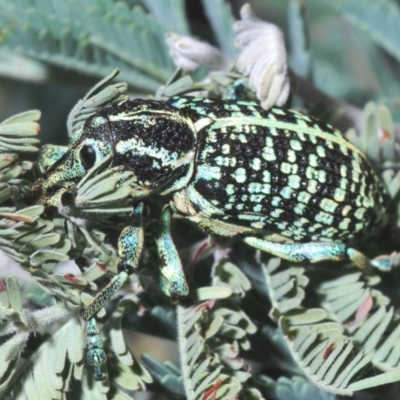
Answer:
[166,32,230,71]
[234,4,290,109]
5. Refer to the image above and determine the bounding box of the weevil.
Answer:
[31,96,391,379]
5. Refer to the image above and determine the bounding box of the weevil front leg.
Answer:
[80,202,144,380]
[81,202,144,321]
[243,236,389,272]
[156,206,189,301]
[81,205,190,317]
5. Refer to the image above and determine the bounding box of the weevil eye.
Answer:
[80,144,96,170]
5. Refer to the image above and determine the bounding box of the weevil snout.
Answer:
[30,176,51,206]
[30,175,76,212]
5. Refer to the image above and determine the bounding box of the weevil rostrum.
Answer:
[31,96,391,380]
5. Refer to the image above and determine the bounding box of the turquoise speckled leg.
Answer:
[81,202,144,321]
[243,236,347,263]
[244,236,394,272]
[81,203,144,381]
[85,318,107,381]
[156,206,189,301]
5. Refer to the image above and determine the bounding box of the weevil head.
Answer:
[31,98,197,211]
[31,116,113,210]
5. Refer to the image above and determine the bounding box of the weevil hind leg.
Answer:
[243,235,393,272]
[243,236,347,264]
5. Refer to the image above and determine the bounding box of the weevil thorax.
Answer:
[31,99,197,209]
[101,99,197,197]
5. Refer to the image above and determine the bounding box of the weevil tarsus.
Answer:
[85,318,107,381]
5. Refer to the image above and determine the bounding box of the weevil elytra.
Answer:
[31,95,391,379]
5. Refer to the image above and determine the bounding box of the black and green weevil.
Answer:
[31,95,392,380]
